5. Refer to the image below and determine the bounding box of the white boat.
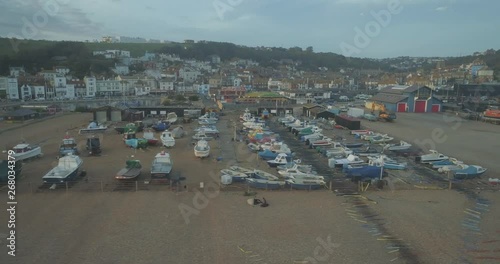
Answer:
[431,158,462,169]
[418,150,449,164]
[278,169,324,180]
[351,130,372,135]
[253,169,279,180]
[328,154,365,168]
[384,141,412,151]
[160,131,175,147]
[79,121,108,134]
[243,121,264,129]
[368,155,407,170]
[220,169,249,182]
[240,108,254,122]
[194,140,210,158]
[325,147,353,157]
[276,162,314,173]
[229,166,254,176]
[166,112,178,124]
[195,126,219,134]
[199,113,218,122]
[198,119,216,125]
[11,143,42,161]
[150,151,173,178]
[42,154,83,183]
[247,143,260,152]
[370,135,394,144]
[438,162,467,173]
[192,131,213,141]
[362,133,385,141]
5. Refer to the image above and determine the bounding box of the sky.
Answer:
[0,0,499,58]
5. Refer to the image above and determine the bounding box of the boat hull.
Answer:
[12,147,42,161]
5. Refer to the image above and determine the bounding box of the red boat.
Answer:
[483,109,500,119]
[143,131,160,146]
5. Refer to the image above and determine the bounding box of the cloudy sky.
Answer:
[1,0,499,58]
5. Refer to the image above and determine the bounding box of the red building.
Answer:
[219,87,246,102]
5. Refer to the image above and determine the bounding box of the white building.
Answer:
[158,79,175,91]
[33,85,46,99]
[9,67,25,78]
[53,76,67,98]
[179,68,200,82]
[54,66,70,75]
[233,78,242,87]
[113,64,130,75]
[268,78,282,90]
[84,76,96,97]
[40,70,58,80]
[96,80,123,96]
[65,84,76,99]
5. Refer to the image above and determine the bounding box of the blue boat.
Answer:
[152,121,170,132]
[246,178,285,190]
[267,153,293,167]
[431,158,461,169]
[125,138,148,149]
[343,164,382,179]
[258,149,292,160]
[453,165,487,180]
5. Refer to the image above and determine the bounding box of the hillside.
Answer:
[0,37,499,78]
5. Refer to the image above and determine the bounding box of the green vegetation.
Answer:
[174,95,186,101]
[246,92,282,98]
[188,95,199,101]
[1,37,499,77]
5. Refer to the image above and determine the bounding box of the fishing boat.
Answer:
[267,153,293,167]
[194,140,210,158]
[310,137,335,147]
[278,169,323,181]
[246,178,285,190]
[11,143,42,161]
[352,146,381,157]
[195,126,219,135]
[152,121,170,132]
[252,169,279,180]
[171,126,185,138]
[166,112,178,124]
[59,135,79,157]
[240,108,254,122]
[325,147,353,157]
[351,130,372,135]
[276,162,314,173]
[483,109,500,119]
[247,143,260,152]
[79,121,108,134]
[115,160,142,180]
[328,154,365,168]
[285,179,325,190]
[453,165,487,179]
[343,164,382,179]
[384,141,412,151]
[362,133,384,141]
[229,166,254,176]
[125,138,148,149]
[192,131,213,141]
[220,169,249,182]
[417,150,449,163]
[42,154,83,183]
[431,158,461,169]
[258,149,279,160]
[160,131,175,147]
[150,151,173,178]
[198,119,217,125]
[368,155,407,170]
[370,135,394,144]
[243,121,264,129]
[438,162,467,173]
[143,131,160,146]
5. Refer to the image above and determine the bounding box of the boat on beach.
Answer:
[253,169,279,180]
[416,150,449,163]
[115,160,142,180]
[42,154,83,183]
[79,121,108,134]
[246,178,285,190]
[285,179,325,190]
[384,141,412,151]
[194,140,210,158]
[220,169,249,182]
[453,165,487,179]
[166,112,178,124]
[59,136,79,157]
[160,131,175,147]
[150,151,173,178]
[11,143,42,161]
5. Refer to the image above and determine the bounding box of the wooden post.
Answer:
[135,181,138,192]
[65,182,68,192]
[101,181,103,192]
[448,171,452,190]
[329,181,332,190]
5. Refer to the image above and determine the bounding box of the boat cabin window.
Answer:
[14,147,29,153]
